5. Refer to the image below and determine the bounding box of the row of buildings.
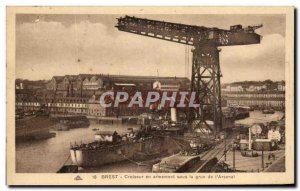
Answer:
[221,81,285,110]
[15,74,190,118]
[15,75,286,118]
[221,80,285,92]
[16,74,190,97]
[16,95,155,118]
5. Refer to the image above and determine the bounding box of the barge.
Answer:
[16,116,56,142]
[152,152,201,173]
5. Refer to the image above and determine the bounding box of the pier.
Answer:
[87,116,139,125]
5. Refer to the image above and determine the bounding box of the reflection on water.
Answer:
[16,123,140,173]
[16,110,284,173]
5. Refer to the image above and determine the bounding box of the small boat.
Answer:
[56,125,70,131]
[262,109,275,114]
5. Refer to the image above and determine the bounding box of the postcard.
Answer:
[6,6,294,185]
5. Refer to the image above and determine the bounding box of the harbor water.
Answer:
[16,123,142,173]
[235,110,284,125]
[16,111,284,173]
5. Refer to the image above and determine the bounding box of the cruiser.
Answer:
[70,127,182,167]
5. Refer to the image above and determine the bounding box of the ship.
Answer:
[69,107,235,168]
[262,108,275,114]
[227,105,250,120]
[70,127,182,167]
[70,108,188,168]
[16,115,56,142]
[50,116,90,131]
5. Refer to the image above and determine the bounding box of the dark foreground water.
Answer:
[16,111,284,173]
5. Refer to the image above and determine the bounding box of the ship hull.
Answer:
[16,116,57,142]
[70,136,180,167]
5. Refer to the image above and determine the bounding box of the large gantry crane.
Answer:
[116,15,262,134]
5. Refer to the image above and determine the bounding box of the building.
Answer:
[277,81,285,91]
[46,76,64,91]
[46,74,190,95]
[106,75,190,91]
[221,81,285,110]
[15,89,43,113]
[221,85,244,92]
[82,75,104,90]
[16,96,42,113]
[153,80,181,91]
[16,92,89,116]
[87,95,107,117]
[16,74,191,117]
[246,85,267,92]
[47,97,89,115]
[222,91,285,109]
[16,79,47,90]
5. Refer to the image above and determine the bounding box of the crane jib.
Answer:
[116,15,262,47]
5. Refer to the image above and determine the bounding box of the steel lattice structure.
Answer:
[116,15,262,134]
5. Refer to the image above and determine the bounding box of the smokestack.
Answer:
[171,108,177,123]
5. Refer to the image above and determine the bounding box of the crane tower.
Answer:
[116,15,262,133]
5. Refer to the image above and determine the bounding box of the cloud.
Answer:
[220,34,285,82]
[16,20,186,80]
[16,20,285,83]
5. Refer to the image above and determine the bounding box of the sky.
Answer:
[16,14,286,83]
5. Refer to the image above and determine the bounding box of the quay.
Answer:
[88,115,139,125]
[50,113,139,124]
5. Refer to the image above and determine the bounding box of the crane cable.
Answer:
[187,46,189,78]
[185,46,187,78]
[185,45,190,78]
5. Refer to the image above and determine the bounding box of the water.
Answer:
[236,110,284,125]
[16,110,284,173]
[16,122,140,173]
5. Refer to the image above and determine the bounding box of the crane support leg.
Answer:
[190,45,223,135]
